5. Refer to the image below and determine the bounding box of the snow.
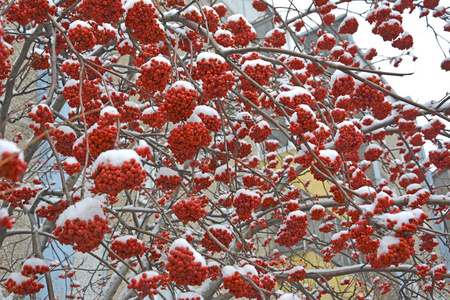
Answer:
[7,272,30,285]
[214,29,232,38]
[241,59,271,70]
[171,80,195,91]
[207,224,232,234]
[142,106,158,115]
[170,238,206,266]
[194,105,219,118]
[131,271,160,281]
[331,231,348,241]
[178,292,204,300]
[0,208,8,219]
[422,118,441,130]
[377,235,399,256]
[92,149,142,172]
[330,70,348,88]
[319,150,339,162]
[124,0,154,12]
[265,28,285,38]
[290,104,316,123]
[55,197,106,227]
[222,265,237,278]
[276,87,312,101]
[69,20,91,30]
[310,204,325,213]
[0,139,23,160]
[23,258,47,268]
[196,52,225,63]
[235,188,259,199]
[56,125,75,135]
[64,157,78,165]
[278,293,304,300]
[101,106,119,117]
[155,167,178,178]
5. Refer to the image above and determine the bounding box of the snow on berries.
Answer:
[155,167,181,191]
[334,121,365,155]
[5,272,45,295]
[52,197,110,253]
[177,292,204,300]
[91,149,147,196]
[275,211,308,247]
[110,235,149,260]
[264,29,287,48]
[21,258,49,276]
[68,21,97,53]
[233,189,261,221]
[0,139,27,181]
[0,208,13,229]
[160,81,199,123]
[309,204,327,221]
[127,271,169,297]
[338,16,359,34]
[330,70,355,97]
[239,59,274,92]
[166,238,208,286]
[224,14,258,47]
[222,265,264,299]
[289,104,319,135]
[137,55,171,94]
[172,196,208,224]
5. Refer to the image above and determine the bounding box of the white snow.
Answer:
[92,149,142,172]
[171,80,196,91]
[23,258,48,268]
[69,20,91,30]
[101,106,119,117]
[170,238,206,266]
[194,105,219,118]
[196,52,225,63]
[55,197,106,227]
[0,139,23,160]
[155,167,178,178]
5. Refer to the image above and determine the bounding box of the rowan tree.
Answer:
[0,0,450,299]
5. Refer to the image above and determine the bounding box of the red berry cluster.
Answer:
[317,33,336,51]
[125,1,166,44]
[0,182,39,209]
[72,125,117,164]
[212,3,227,17]
[222,267,261,299]
[214,30,235,48]
[338,17,359,34]
[330,72,355,97]
[92,158,146,196]
[77,0,125,23]
[5,0,57,25]
[155,172,181,191]
[350,220,379,255]
[249,120,272,143]
[429,149,450,171]
[416,264,431,278]
[368,236,415,269]
[137,56,171,94]
[118,102,142,123]
[422,119,445,140]
[290,105,319,135]
[432,264,447,281]
[50,126,77,157]
[30,52,50,70]
[36,200,71,222]
[224,16,258,47]
[0,141,27,182]
[200,226,234,253]
[53,214,110,253]
[239,60,273,92]
[392,33,413,50]
[201,7,220,33]
[192,173,214,193]
[197,112,222,132]
[68,22,97,53]
[21,258,49,276]
[233,189,261,221]
[252,0,268,12]
[166,241,208,286]
[110,236,149,260]
[309,205,326,221]
[62,159,81,176]
[167,122,211,163]
[0,208,13,229]
[335,123,364,154]
[419,232,439,253]
[5,273,44,295]
[142,107,167,129]
[275,211,308,247]
[29,104,54,125]
[172,196,208,224]
[127,271,169,297]
[160,82,199,123]
[264,29,286,48]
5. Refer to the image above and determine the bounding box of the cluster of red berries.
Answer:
[239,60,273,92]
[142,107,167,129]
[128,271,169,297]
[77,0,124,23]
[21,258,49,276]
[29,104,54,125]
[350,220,379,254]
[252,0,268,12]
[166,241,208,286]
[137,56,171,94]
[5,273,44,295]
[290,105,318,135]
[30,52,50,70]
[338,16,359,34]
[53,213,109,253]
[118,102,141,123]
[192,173,214,193]
[317,33,336,51]
[0,182,39,209]
[213,3,227,17]
[233,189,261,221]
[68,22,97,53]
[335,123,365,154]
[110,236,149,260]
[214,30,235,48]
[92,157,146,196]
[224,16,258,47]
[63,79,101,108]
[167,122,211,163]
[155,170,181,191]
[0,141,27,182]
[429,149,450,171]
[0,208,13,229]
[309,205,326,221]
[249,120,272,143]
[72,125,117,164]
[422,119,445,140]
[264,29,286,48]
[5,0,57,25]
[201,7,220,33]
[160,82,199,123]
[50,126,77,157]
[172,196,208,224]
[200,226,234,253]
[330,72,355,97]
[275,211,308,247]
[125,1,166,45]
[222,267,260,299]
[36,199,72,222]
[419,232,439,253]
[432,264,447,281]
[368,236,415,269]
